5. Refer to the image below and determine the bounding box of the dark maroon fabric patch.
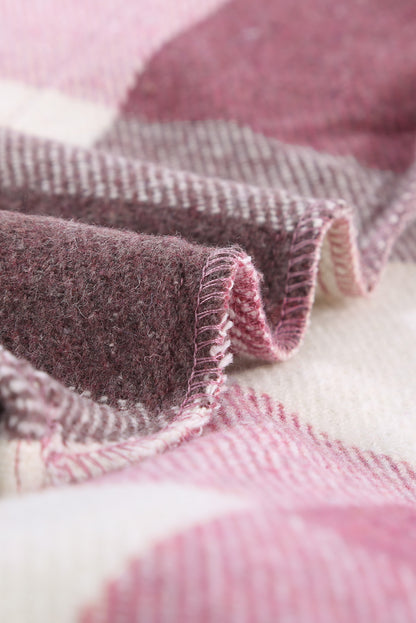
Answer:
[0,210,209,411]
[0,126,414,453]
[0,186,293,324]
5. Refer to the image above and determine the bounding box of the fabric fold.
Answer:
[0,128,415,491]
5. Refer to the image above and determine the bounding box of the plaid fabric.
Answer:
[1,1,416,621]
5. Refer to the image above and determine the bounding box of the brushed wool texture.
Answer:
[1,1,416,622]
[0,210,210,411]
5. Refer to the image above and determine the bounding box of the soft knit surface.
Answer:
[0,1,416,621]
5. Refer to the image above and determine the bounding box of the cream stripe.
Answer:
[0,481,249,623]
[0,79,116,147]
[229,262,416,465]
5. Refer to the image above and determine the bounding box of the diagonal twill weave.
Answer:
[1,1,416,621]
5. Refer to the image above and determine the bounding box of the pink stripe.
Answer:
[0,0,227,105]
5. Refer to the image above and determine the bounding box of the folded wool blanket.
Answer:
[1,1,416,621]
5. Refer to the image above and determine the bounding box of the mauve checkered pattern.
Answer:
[0,1,416,622]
